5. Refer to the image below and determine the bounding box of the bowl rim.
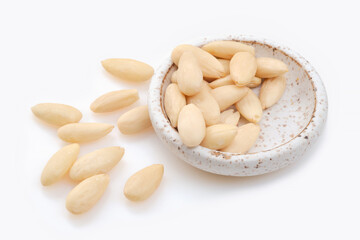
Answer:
[148,34,328,175]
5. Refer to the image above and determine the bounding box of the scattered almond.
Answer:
[41,144,80,186]
[90,89,139,113]
[101,58,154,82]
[69,146,124,181]
[124,164,164,201]
[117,105,152,134]
[31,103,82,127]
[58,123,113,143]
[66,174,109,214]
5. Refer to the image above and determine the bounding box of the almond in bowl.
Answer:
[148,35,328,176]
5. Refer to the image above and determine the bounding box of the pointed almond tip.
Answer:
[40,177,50,187]
[89,103,98,113]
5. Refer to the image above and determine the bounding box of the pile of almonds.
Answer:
[32,58,163,214]
[31,39,289,215]
[165,40,288,152]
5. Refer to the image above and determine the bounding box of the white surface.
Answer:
[0,0,359,239]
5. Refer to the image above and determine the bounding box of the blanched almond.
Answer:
[200,124,238,150]
[31,103,82,126]
[177,104,206,147]
[69,146,124,181]
[235,89,262,123]
[187,84,220,126]
[221,123,260,154]
[117,105,152,134]
[219,109,240,126]
[177,51,203,96]
[259,75,287,109]
[210,76,261,89]
[171,70,178,83]
[58,123,113,143]
[202,80,212,92]
[171,44,225,79]
[90,89,139,113]
[218,59,230,75]
[202,40,255,59]
[247,77,262,88]
[66,174,109,214]
[210,85,249,111]
[256,57,288,78]
[164,83,186,127]
[230,52,257,86]
[101,58,154,82]
[41,144,80,186]
[124,164,164,201]
[209,75,233,88]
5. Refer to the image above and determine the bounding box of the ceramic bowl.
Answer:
[148,35,328,176]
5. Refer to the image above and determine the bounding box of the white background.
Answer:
[1,0,359,239]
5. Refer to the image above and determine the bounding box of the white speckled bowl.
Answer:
[148,35,328,176]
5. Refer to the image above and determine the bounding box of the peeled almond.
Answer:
[230,52,257,86]
[221,123,260,154]
[210,85,249,111]
[101,58,154,82]
[200,124,238,150]
[177,104,206,147]
[124,164,164,201]
[219,109,240,126]
[69,146,124,181]
[259,75,287,109]
[90,89,139,113]
[177,51,203,96]
[66,174,109,214]
[202,80,212,92]
[58,123,113,143]
[256,57,288,78]
[235,89,263,123]
[202,40,255,59]
[117,105,152,134]
[187,84,220,126]
[31,103,82,126]
[247,77,262,88]
[41,144,80,186]
[164,83,186,127]
[209,75,233,88]
[171,70,178,83]
[171,44,225,78]
[218,59,230,75]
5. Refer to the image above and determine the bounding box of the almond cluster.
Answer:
[165,40,288,153]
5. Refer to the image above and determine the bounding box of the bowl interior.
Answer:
[160,41,316,153]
